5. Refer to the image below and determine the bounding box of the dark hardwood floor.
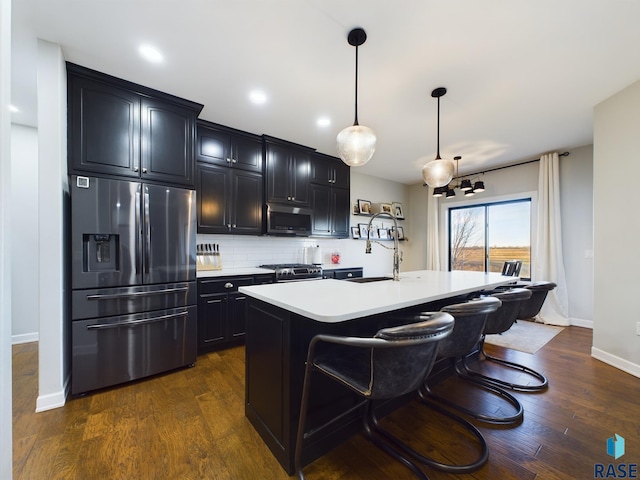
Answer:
[12,326,640,479]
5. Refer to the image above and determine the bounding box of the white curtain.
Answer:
[534,152,570,326]
[426,187,442,270]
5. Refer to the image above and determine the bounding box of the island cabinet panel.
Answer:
[196,121,263,173]
[67,62,203,187]
[245,298,423,474]
[264,137,313,208]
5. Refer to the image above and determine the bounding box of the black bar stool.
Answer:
[294,313,454,480]
[461,287,549,391]
[517,281,557,320]
[421,297,525,425]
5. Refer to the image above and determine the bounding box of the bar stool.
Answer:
[421,297,525,425]
[517,281,557,320]
[462,288,549,391]
[294,313,454,480]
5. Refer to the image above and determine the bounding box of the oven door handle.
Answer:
[86,311,189,330]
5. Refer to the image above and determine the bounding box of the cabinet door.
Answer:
[228,292,248,339]
[197,163,231,234]
[68,75,140,177]
[310,184,332,236]
[196,125,230,166]
[331,187,351,238]
[310,155,332,185]
[231,170,264,235]
[290,152,310,207]
[232,134,263,173]
[197,292,227,352]
[266,143,292,204]
[141,97,196,187]
[332,161,350,189]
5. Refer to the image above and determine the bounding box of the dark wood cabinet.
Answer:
[264,137,313,207]
[309,153,350,238]
[196,120,263,173]
[322,267,363,280]
[67,62,202,187]
[197,163,263,235]
[310,152,350,189]
[197,273,274,353]
[310,184,350,238]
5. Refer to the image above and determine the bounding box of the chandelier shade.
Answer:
[336,28,376,167]
[421,87,454,187]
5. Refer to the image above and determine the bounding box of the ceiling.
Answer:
[10,0,640,185]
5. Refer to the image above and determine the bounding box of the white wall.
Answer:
[406,147,594,327]
[11,124,39,344]
[1,0,14,475]
[36,39,69,411]
[593,79,640,377]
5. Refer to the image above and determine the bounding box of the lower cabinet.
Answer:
[197,273,274,353]
[322,267,363,280]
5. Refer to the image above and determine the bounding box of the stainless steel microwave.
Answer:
[266,204,312,236]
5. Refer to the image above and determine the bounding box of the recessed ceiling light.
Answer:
[9,105,19,113]
[138,44,164,63]
[249,90,267,105]
[317,117,331,128]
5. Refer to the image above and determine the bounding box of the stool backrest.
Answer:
[483,288,532,335]
[437,297,501,358]
[310,312,454,400]
[518,281,557,320]
[502,260,523,277]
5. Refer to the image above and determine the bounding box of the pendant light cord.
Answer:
[353,45,359,126]
[435,96,441,160]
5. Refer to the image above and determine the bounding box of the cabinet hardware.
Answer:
[232,158,237,163]
[224,282,234,289]
[142,168,147,173]
[207,299,223,304]
[134,166,139,172]
[226,158,232,163]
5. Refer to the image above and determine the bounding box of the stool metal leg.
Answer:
[461,338,549,391]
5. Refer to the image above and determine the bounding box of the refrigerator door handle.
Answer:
[86,310,189,330]
[143,185,151,276]
[85,286,189,300]
[135,185,142,276]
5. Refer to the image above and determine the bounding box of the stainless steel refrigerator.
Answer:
[70,175,197,394]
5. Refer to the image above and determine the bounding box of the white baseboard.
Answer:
[12,332,39,344]
[569,317,593,329]
[35,373,69,412]
[591,347,640,379]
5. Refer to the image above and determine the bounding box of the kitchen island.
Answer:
[239,270,514,474]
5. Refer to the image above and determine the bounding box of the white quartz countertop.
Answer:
[197,267,275,278]
[238,270,516,323]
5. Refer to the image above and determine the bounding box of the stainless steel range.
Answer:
[260,264,323,282]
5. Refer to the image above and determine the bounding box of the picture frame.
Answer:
[357,199,372,215]
[380,203,392,215]
[378,228,389,240]
[353,203,360,215]
[397,226,405,240]
[351,226,360,239]
[392,202,404,219]
[358,223,369,239]
[369,225,379,239]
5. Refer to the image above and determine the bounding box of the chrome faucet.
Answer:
[365,212,402,281]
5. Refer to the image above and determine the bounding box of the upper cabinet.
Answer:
[264,136,313,208]
[310,152,350,189]
[196,120,263,173]
[67,62,203,187]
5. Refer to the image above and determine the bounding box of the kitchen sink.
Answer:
[346,276,394,283]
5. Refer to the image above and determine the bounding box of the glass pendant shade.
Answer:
[422,158,454,188]
[336,124,377,167]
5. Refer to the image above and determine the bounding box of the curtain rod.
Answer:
[453,151,570,180]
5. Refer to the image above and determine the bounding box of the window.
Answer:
[448,199,531,279]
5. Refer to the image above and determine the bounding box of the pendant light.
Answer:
[336,28,377,167]
[421,87,454,187]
